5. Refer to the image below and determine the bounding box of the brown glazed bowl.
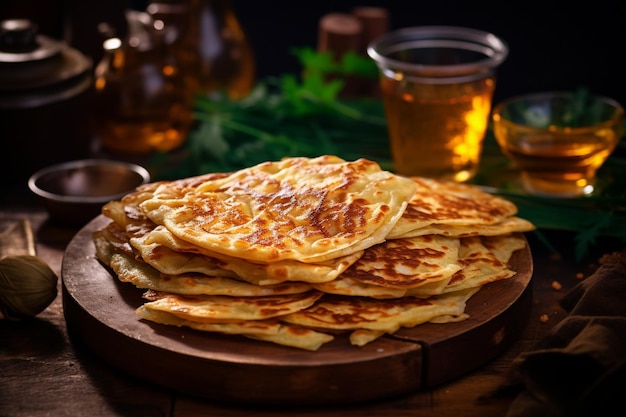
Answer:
[28,159,150,226]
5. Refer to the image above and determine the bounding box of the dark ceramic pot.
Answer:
[0,19,93,189]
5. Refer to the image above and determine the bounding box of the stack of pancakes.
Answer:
[93,155,535,351]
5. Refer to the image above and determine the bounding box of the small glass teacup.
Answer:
[492,91,624,197]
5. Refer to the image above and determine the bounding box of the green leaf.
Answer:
[339,51,379,78]
[280,72,344,115]
[291,48,338,74]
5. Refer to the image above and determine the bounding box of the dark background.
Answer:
[237,0,626,107]
[2,0,626,107]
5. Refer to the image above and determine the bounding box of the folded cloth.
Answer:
[505,249,626,417]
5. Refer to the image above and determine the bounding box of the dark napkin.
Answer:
[505,250,626,417]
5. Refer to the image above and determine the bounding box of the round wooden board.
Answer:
[62,215,533,406]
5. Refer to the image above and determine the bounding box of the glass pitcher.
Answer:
[93,9,193,155]
[147,0,255,100]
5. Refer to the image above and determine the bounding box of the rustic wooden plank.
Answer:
[0,297,174,417]
[0,210,173,417]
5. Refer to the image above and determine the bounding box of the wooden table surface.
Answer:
[0,204,621,417]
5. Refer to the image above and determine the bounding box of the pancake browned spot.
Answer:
[312,235,460,298]
[341,236,460,288]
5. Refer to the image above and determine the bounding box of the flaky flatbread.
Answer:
[141,289,324,322]
[103,186,366,286]
[391,216,535,239]
[109,251,313,296]
[312,235,461,298]
[338,235,461,288]
[314,234,522,299]
[139,156,417,263]
[282,288,480,344]
[131,225,364,285]
[388,177,521,239]
[136,306,334,351]
[441,236,517,293]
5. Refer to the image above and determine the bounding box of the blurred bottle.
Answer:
[93,9,193,154]
[317,7,388,97]
[317,12,363,97]
[147,0,255,100]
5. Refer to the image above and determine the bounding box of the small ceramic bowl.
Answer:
[28,159,151,226]
[492,91,624,197]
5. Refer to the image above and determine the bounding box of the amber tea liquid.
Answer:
[496,130,621,197]
[93,29,193,155]
[381,76,495,182]
[94,101,192,155]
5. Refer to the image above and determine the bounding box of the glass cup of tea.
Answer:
[492,91,625,198]
[367,26,508,182]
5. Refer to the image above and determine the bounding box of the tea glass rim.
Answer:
[367,25,509,83]
[492,91,625,132]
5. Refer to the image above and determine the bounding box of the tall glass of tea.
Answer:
[368,26,508,182]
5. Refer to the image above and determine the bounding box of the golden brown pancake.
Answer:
[109,251,312,296]
[312,235,460,298]
[141,289,324,322]
[439,235,519,293]
[339,235,461,288]
[388,177,521,239]
[131,225,364,285]
[136,306,334,351]
[314,234,523,299]
[101,178,367,285]
[282,288,479,345]
[139,156,417,263]
[391,216,536,239]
